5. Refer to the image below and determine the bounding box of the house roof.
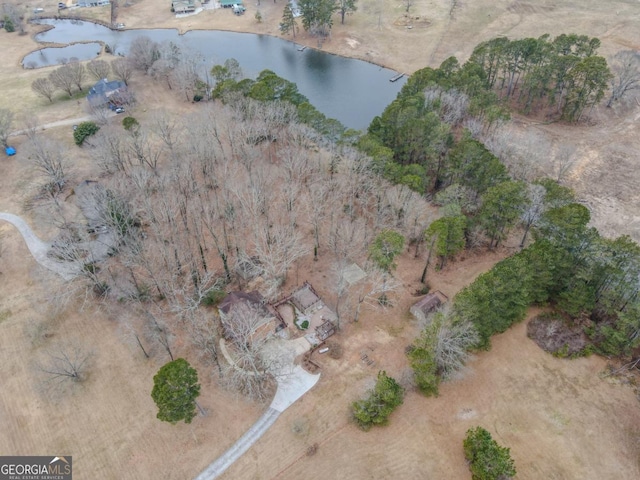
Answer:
[87,78,126,106]
[172,0,195,10]
[218,290,265,315]
[411,291,448,315]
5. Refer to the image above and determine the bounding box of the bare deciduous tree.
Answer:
[24,135,71,196]
[424,86,469,126]
[88,103,112,126]
[152,110,184,153]
[188,311,222,374]
[49,65,76,97]
[31,78,57,103]
[67,58,86,92]
[0,108,14,147]
[548,142,577,183]
[350,267,401,322]
[430,307,478,379]
[111,57,134,85]
[90,126,131,174]
[253,224,307,299]
[520,183,546,248]
[2,3,25,34]
[128,36,160,74]
[126,126,162,171]
[120,320,151,359]
[607,50,640,107]
[145,313,175,361]
[171,51,204,102]
[36,342,93,393]
[87,59,111,81]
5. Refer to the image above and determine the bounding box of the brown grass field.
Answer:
[1,1,640,479]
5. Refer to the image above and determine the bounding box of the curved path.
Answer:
[195,346,320,480]
[8,115,112,139]
[2,210,320,479]
[0,212,78,280]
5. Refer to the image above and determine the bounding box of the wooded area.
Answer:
[7,29,639,458]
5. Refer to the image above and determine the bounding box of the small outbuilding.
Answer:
[410,290,449,321]
[342,263,367,286]
[315,318,337,341]
[289,281,323,315]
[5,146,16,156]
[172,0,196,13]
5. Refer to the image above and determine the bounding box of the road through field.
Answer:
[0,212,77,280]
[194,364,320,480]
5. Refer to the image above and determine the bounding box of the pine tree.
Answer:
[151,358,201,424]
[279,5,297,38]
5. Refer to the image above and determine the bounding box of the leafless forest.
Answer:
[23,96,432,397]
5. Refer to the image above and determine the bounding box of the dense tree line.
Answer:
[468,34,612,121]
[452,186,640,355]
[365,37,640,392]
[211,65,346,141]
[362,57,508,196]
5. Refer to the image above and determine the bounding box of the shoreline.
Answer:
[29,15,408,75]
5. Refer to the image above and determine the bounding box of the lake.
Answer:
[25,19,407,129]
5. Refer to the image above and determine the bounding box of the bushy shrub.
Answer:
[407,343,439,396]
[352,371,404,430]
[3,16,15,33]
[74,121,99,146]
[463,427,516,480]
[201,288,226,307]
[122,116,139,131]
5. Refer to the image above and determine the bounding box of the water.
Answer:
[24,19,407,129]
[23,42,103,69]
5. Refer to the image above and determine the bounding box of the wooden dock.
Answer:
[389,72,405,82]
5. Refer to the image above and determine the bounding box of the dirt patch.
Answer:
[527,312,592,357]
[223,315,640,480]
[393,14,432,29]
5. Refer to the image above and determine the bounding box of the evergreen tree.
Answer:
[463,427,516,480]
[73,121,100,146]
[352,371,404,430]
[279,4,298,37]
[337,0,357,25]
[298,0,338,36]
[151,358,201,424]
[454,254,533,349]
[478,181,528,249]
[425,215,467,269]
[369,230,405,273]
